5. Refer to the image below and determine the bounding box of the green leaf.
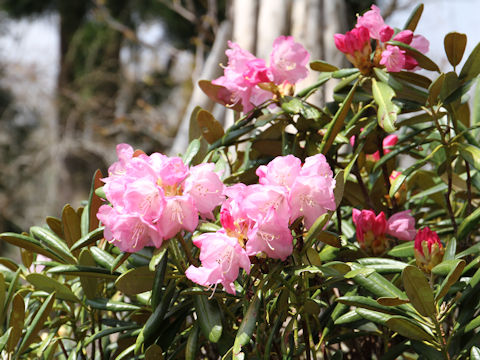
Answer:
[443,237,457,261]
[310,60,339,72]
[385,316,434,342]
[388,40,440,72]
[372,79,399,133]
[355,308,391,325]
[70,227,104,251]
[17,292,55,354]
[411,340,443,359]
[332,68,359,79]
[402,266,435,318]
[0,269,20,326]
[183,139,201,165]
[197,109,225,144]
[115,266,154,296]
[432,259,465,276]
[7,293,24,352]
[457,207,480,242]
[357,258,408,274]
[377,297,410,306]
[471,346,480,359]
[194,294,223,343]
[145,344,164,360]
[444,32,467,67]
[26,274,79,303]
[460,42,480,81]
[47,264,119,279]
[62,204,81,252]
[85,298,141,312]
[115,344,136,360]
[233,292,261,358]
[319,81,357,154]
[185,324,200,360]
[0,328,12,354]
[334,170,344,208]
[428,73,445,105]
[30,226,76,264]
[388,241,414,258]
[151,249,168,309]
[81,169,103,236]
[435,259,466,300]
[404,3,423,31]
[350,265,405,299]
[458,143,480,171]
[46,216,63,238]
[303,213,334,249]
[78,249,98,299]
[0,233,63,263]
[334,310,363,325]
[90,246,120,271]
[337,296,400,314]
[85,324,139,347]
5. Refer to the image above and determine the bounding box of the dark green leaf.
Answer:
[388,241,414,258]
[457,207,480,242]
[459,42,480,81]
[372,79,398,133]
[197,109,225,144]
[435,259,466,300]
[7,293,24,352]
[310,60,339,72]
[444,32,467,67]
[194,294,223,343]
[402,266,435,318]
[70,227,104,251]
[115,267,154,296]
[385,317,434,341]
[233,292,261,357]
[182,139,201,165]
[86,298,141,312]
[26,274,79,303]
[0,233,63,263]
[30,226,76,264]
[404,4,423,31]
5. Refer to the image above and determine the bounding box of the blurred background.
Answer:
[0,0,479,234]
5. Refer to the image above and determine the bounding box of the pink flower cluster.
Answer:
[334,5,429,72]
[212,36,310,112]
[186,154,336,294]
[352,209,416,255]
[97,144,225,252]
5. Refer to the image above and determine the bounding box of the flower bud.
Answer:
[414,227,444,273]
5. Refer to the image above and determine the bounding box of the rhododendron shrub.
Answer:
[3,5,480,360]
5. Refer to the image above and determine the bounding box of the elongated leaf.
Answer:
[0,274,5,318]
[115,266,154,296]
[30,226,76,264]
[357,258,408,273]
[303,213,332,249]
[411,340,442,359]
[86,298,141,312]
[351,265,405,299]
[0,328,12,354]
[1,269,20,325]
[372,79,398,133]
[388,241,414,258]
[458,207,480,242]
[355,308,391,325]
[319,82,357,154]
[337,296,399,314]
[90,246,118,270]
[428,73,445,105]
[460,42,480,81]
[151,249,168,309]
[85,324,139,346]
[46,216,63,238]
[404,4,423,31]
[377,297,410,306]
[0,233,63,263]
[145,344,163,360]
[17,292,55,354]
[183,139,201,165]
[472,346,480,359]
[402,266,435,318]
[458,143,480,171]
[7,293,25,352]
[185,324,200,360]
[78,249,97,299]
[334,310,363,325]
[443,237,457,261]
[432,259,464,276]
[197,109,225,144]
[47,264,119,279]
[70,227,104,251]
[26,274,79,303]
[194,294,223,343]
[115,344,136,360]
[233,292,261,358]
[310,60,338,72]
[385,316,434,342]
[444,32,467,67]
[436,259,466,300]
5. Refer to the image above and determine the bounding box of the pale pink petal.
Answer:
[256,155,302,188]
[269,35,310,84]
[387,210,416,241]
[380,45,406,72]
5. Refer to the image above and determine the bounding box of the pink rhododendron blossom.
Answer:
[246,209,293,260]
[289,175,336,229]
[411,34,429,53]
[97,143,225,252]
[414,227,444,272]
[356,5,390,40]
[270,36,310,84]
[211,37,309,112]
[353,209,416,255]
[185,231,251,295]
[334,27,371,56]
[386,210,416,241]
[184,163,225,219]
[380,45,406,72]
[300,153,334,178]
[256,155,301,188]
